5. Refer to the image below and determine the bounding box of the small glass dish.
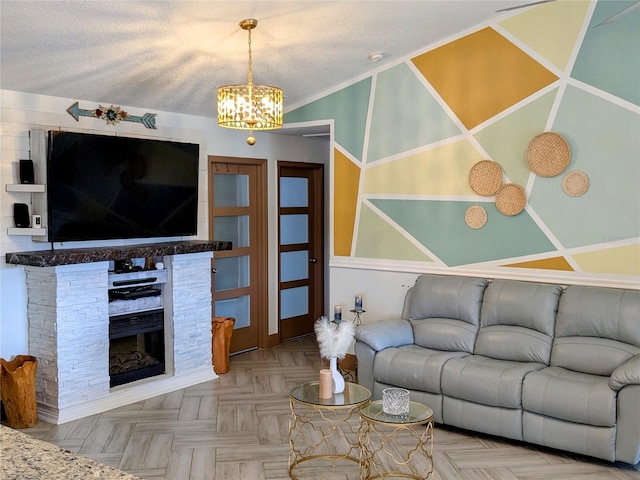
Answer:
[382,387,410,415]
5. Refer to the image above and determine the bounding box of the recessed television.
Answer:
[47,131,199,242]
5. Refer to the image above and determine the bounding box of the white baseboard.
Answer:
[37,368,218,425]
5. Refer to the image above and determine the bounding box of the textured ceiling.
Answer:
[0,1,527,119]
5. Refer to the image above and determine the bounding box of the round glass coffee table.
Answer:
[288,381,371,479]
[358,400,434,480]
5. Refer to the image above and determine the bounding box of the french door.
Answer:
[278,162,325,341]
[209,157,267,353]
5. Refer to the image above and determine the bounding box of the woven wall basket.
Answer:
[495,183,526,216]
[469,160,503,196]
[465,205,488,229]
[526,132,570,177]
[562,170,590,197]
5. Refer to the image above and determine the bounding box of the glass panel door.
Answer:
[278,163,324,341]
[210,160,267,353]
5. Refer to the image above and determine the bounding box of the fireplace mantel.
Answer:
[6,240,231,267]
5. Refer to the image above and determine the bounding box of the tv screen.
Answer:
[47,131,199,242]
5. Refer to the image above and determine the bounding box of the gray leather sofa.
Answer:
[354,274,640,465]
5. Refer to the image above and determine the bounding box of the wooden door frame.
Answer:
[277,161,325,342]
[208,155,269,350]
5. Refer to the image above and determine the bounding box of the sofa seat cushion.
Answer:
[374,345,468,393]
[522,366,616,427]
[441,355,545,408]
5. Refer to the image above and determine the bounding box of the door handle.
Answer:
[309,258,317,264]
[212,268,217,273]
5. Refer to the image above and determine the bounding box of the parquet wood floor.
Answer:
[15,337,640,479]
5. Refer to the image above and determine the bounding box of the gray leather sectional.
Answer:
[354,274,640,465]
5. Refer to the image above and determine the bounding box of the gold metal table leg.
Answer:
[358,418,434,480]
[288,397,364,479]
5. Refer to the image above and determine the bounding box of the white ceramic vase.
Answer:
[329,357,345,394]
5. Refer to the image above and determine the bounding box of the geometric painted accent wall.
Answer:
[334,149,360,256]
[285,0,640,285]
[411,27,559,130]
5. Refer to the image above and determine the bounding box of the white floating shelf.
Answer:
[7,227,47,236]
[6,184,46,193]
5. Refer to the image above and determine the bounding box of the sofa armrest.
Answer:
[355,319,414,352]
[609,355,640,391]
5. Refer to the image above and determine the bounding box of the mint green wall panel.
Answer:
[474,89,558,187]
[529,85,640,248]
[367,63,461,163]
[355,203,433,261]
[370,199,555,267]
[571,0,640,106]
[285,78,372,161]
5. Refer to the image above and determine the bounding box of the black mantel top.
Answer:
[5,240,232,267]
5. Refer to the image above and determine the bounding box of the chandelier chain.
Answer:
[247,28,253,86]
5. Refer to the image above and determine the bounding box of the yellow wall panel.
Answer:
[412,27,558,129]
[363,140,482,195]
[504,256,574,271]
[573,244,640,276]
[499,0,590,71]
[334,149,361,256]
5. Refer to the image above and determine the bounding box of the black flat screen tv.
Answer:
[47,131,199,242]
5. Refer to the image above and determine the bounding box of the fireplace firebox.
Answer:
[109,310,165,387]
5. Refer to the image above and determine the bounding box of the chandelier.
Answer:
[217,19,284,146]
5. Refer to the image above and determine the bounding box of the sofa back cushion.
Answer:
[552,285,640,375]
[402,274,488,353]
[475,279,562,364]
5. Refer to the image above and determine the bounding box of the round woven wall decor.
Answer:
[469,160,503,196]
[526,132,570,177]
[562,170,590,197]
[465,205,488,229]
[495,183,526,216]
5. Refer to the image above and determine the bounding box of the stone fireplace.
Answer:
[6,240,230,424]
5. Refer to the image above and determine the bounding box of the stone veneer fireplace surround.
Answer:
[6,241,230,424]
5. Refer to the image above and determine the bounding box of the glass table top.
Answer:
[290,381,371,407]
[359,400,433,426]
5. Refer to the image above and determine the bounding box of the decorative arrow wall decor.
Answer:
[66,102,157,129]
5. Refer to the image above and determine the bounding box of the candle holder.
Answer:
[349,309,365,326]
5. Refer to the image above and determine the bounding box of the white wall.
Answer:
[329,267,419,325]
[0,89,329,359]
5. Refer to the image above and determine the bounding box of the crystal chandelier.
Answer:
[217,19,283,145]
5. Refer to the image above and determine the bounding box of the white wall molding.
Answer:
[330,259,640,290]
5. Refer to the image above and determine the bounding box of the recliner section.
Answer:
[441,279,562,441]
[354,274,640,465]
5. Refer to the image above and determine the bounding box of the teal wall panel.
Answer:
[530,85,640,248]
[285,78,371,161]
[571,0,640,106]
[367,63,461,163]
[370,199,555,267]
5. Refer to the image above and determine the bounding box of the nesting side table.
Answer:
[358,400,434,480]
[288,381,371,479]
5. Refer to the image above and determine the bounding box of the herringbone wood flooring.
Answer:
[15,337,640,479]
